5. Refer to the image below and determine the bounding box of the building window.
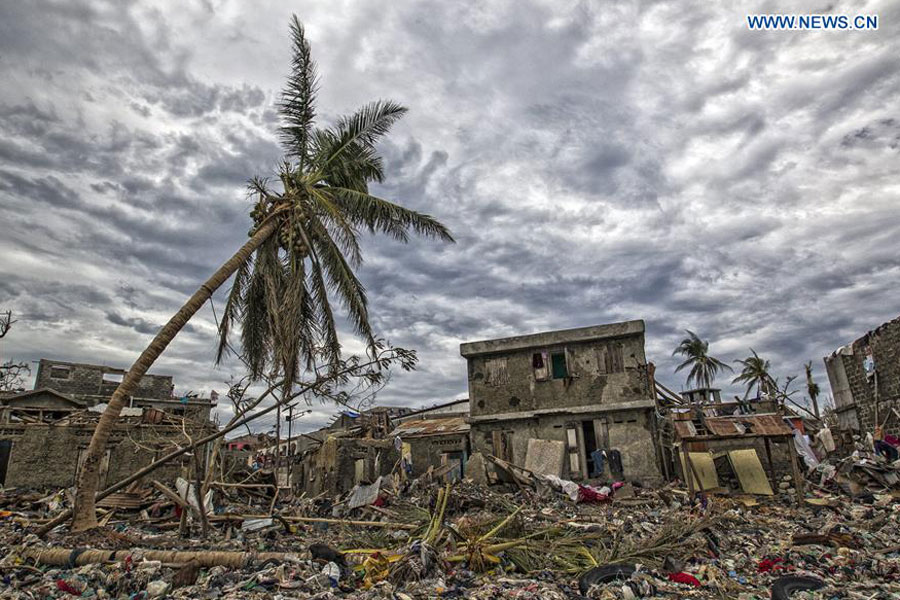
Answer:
[49,366,70,380]
[102,371,124,384]
[599,343,624,374]
[551,352,568,379]
[484,357,509,386]
[532,352,550,381]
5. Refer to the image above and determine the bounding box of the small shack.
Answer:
[671,410,804,501]
[391,416,470,480]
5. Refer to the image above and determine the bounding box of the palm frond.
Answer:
[309,219,374,350]
[317,101,407,170]
[216,258,252,364]
[279,15,319,165]
[331,187,455,243]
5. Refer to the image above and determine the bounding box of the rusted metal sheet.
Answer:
[673,420,696,439]
[742,414,793,435]
[391,416,469,437]
[674,413,792,440]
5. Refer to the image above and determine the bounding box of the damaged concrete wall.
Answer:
[461,321,662,485]
[0,423,199,488]
[405,434,468,478]
[824,314,900,435]
[462,321,651,417]
[469,408,661,485]
[35,359,174,402]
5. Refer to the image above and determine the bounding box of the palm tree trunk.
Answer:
[71,219,279,531]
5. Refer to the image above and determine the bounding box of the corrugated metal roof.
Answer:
[674,413,792,440]
[391,416,469,437]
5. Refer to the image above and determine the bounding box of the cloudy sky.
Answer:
[1,0,898,434]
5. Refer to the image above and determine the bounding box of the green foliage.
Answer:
[217,16,453,387]
[732,349,775,399]
[672,330,732,389]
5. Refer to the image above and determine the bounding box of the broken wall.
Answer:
[464,331,651,418]
[404,434,468,478]
[677,438,795,486]
[824,315,900,435]
[0,423,199,488]
[35,359,174,403]
[294,437,399,497]
[470,407,661,485]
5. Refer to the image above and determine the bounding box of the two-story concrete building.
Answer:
[460,320,662,485]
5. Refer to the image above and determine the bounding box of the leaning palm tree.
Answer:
[72,16,453,531]
[672,330,732,390]
[732,349,775,400]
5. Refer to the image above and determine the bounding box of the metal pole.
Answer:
[276,401,282,466]
[287,404,293,457]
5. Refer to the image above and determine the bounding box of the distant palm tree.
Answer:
[804,361,821,418]
[733,349,775,400]
[672,330,732,390]
[72,15,453,531]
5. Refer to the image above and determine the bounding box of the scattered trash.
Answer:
[2,443,900,598]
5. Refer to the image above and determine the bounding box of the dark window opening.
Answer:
[509,396,520,407]
[551,352,568,379]
[533,351,550,381]
[477,400,485,409]
[49,366,70,379]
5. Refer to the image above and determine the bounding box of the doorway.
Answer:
[0,441,11,485]
[581,421,599,477]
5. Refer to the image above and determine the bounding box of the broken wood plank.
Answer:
[208,514,418,530]
[150,480,190,510]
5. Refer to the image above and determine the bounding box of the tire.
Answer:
[578,564,637,595]
[770,576,825,599]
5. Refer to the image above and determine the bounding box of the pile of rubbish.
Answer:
[1,468,899,599]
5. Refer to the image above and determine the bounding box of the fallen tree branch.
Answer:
[17,546,297,569]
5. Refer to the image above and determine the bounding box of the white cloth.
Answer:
[793,430,820,469]
[816,428,836,453]
[542,474,581,501]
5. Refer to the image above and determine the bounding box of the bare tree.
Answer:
[42,343,416,536]
[125,413,212,537]
[0,310,30,393]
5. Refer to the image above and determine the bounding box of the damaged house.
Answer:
[460,320,662,484]
[825,314,900,434]
[391,399,471,480]
[0,359,216,489]
[292,407,401,496]
[33,359,215,421]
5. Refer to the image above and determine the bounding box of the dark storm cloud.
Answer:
[1,0,898,431]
